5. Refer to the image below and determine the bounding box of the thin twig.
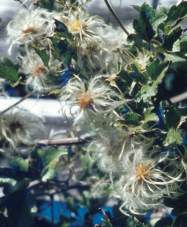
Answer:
[0,92,33,116]
[15,0,29,9]
[170,91,187,103]
[103,0,129,36]
[38,135,91,146]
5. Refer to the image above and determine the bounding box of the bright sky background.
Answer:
[87,0,177,8]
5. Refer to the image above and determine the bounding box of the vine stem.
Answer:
[0,92,34,116]
[38,135,92,146]
[103,0,129,36]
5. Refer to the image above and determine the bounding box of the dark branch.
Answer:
[0,92,33,116]
[104,0,129,36]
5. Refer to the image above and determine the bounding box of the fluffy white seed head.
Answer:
[114,147,183,214]
[0,108,45,148]
[60,75,123,121]
[19,49,49,93]
[7,8,56,53]
[88,129,135,176]
[61,7,105,46]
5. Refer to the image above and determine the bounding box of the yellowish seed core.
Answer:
[135,163,151,182]
[106,74,117,87]
[136,53,150,71]
[32,64,46,76]
[78,91,93,109]
[68,19,84,33]
[22,27,38,34]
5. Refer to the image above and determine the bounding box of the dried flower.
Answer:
[88,128,128,174]
[0,108,45,148]
[134,50,151,72]
[61,7,105,46]
[7,8,56,53]
[60,75,123,121]
[20,49,49,93]
[114,147,183,214]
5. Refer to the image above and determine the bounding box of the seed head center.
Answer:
[22,27,38,34]
[9,121,23,133]
[135,163,151,182]
[78,91,93,109]
[32,64,46,76]
[68,19,84,33]
[136,53,150,71]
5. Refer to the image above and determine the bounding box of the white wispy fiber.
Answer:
[133,50,152,72]
[75,28,128,75]
[58,5,134,75]
[0,108,45,148]
[7,8,56,54]
[88,128,132,174]
[114,147,183,215]
[19,49,49,93]
[61,7,105,46]
[59,75,123,121]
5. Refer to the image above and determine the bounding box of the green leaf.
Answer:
[180,36,187,54]
[10,157,29,173]
[164,107,181,128]
[163,27,182,50]
[146,60,169,80]
[140,62,168,102]
[164,128,183,146]
[33,48,50,67]
[0,177,16,187]
[166,2,187,23]
[42,168,56,182]
[143,109,158,123]
[41,147,67,181]
[152,8,167,30]
[0,58,19,83]
[165,52,186,63]
[153,62,169,86]
[140,84,157,102]
[124,112,142,125]
[41,147,67,166]
[133,3,155,41]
